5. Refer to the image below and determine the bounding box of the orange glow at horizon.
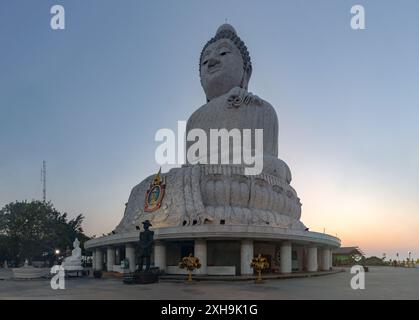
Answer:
[292,163,419,259]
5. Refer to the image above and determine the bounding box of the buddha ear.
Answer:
[240,68,252,90]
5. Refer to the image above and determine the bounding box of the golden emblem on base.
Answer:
[144,168,166,212]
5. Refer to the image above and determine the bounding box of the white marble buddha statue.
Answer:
[115,24,305,232]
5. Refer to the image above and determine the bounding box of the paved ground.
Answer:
[0,267,418,300]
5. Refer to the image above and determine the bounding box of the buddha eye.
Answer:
[202,60,208,65]
[220,51,230,56]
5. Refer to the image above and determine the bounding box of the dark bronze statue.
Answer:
[137,220,154,272]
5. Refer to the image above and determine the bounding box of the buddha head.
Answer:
[200,24,252,101]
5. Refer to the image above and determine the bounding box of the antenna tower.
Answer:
[41,160,46,202]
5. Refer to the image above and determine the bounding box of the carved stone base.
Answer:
[123,271,159,284]
[122,272,134,284]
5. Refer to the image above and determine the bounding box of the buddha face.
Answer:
[200,39,249,101]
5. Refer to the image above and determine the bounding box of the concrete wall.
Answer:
[166,241,194,266]
[207,241,240,274]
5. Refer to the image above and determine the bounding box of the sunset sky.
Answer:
[1,0,418,261]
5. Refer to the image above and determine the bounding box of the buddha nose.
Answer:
[208,57,220,68]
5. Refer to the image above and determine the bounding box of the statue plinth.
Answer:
[123,269,160,285]
[133,270,159,284]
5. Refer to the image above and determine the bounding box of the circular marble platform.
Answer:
[85,225,340,250]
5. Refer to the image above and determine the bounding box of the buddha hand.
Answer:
[227,87,263,108]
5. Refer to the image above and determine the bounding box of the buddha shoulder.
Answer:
[188,89,278,128]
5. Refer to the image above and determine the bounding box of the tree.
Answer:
[0,200,90,266]
[363,256,389,266]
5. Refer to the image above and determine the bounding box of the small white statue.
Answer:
[62,238,83,271]
[66,238,82,262]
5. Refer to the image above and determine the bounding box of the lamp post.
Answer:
[54,249,60,265]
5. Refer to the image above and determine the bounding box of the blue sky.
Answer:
[1,0,418,260]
